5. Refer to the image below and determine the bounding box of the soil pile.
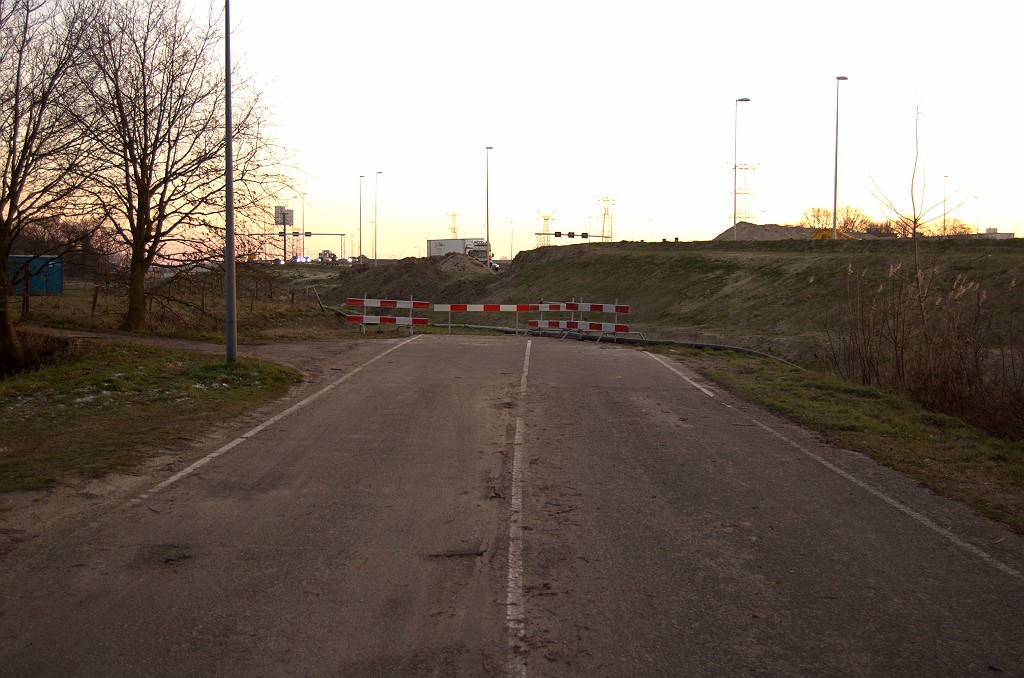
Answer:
[437,253,494,274]
[713,222,878,240]
[713,222,822,240]
[320,254,492,305]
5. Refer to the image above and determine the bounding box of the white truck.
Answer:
[427,238,491,265]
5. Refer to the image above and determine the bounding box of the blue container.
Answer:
[7,255,64,295]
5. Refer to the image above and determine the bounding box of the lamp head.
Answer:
[737,97,750,102]
[837,75,848,81]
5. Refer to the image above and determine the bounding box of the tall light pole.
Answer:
[374,171,381,266]
[486,146,493,268]
[358,175,364,261]
[832,75,849,240]
[733,97,750,241]
[223,0,236,364]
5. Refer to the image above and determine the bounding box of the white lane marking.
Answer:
[126,336,422,504]
[752,419,1024,584]
[148,437,246,493]
[506,340,531,678]
[647,350,1023,583]
[644,351,718,398]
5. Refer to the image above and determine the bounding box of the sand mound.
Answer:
[436,253,494,274]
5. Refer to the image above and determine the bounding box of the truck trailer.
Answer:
[427,238,491,264]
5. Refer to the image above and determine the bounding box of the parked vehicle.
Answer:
[426,238,491,264]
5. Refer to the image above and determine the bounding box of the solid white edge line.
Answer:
[506,340,531,678]
[644,350,717,398]
[751,419,1024,583]
[647,349,1022,583]
[129,335,422,503]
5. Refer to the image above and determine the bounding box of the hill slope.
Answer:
[307,240,1024,366]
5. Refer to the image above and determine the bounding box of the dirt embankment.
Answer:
[321,254,493,305]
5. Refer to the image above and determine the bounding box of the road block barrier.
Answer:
[433,298,635,337]
[343,297,430,333]
[434,304,540,312]
[528,320,630,334]
[345,315,429,326]
[344,297,635,337]
[536,302,630,314]
[347,297,430,310]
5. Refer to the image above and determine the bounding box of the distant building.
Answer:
[978,228,1014,240]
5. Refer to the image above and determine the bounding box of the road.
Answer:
[1,335,1022,676]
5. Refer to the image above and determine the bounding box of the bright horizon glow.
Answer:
[223,0,1024,259]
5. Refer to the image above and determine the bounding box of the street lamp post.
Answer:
[733,97,750,241]
[358,175,364,261]
[374,171,381,266]
[223,0,236,364]
[486,146,493,268]
[832,75,849,240]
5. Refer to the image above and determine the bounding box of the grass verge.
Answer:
[0,339,301,492]
[665,346,1024,534]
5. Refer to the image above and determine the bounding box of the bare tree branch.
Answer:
[0,0,99,372]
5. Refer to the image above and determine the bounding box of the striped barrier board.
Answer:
[347,297,430,310]
[345,315,429,326]
[537,302,630,314]
[528,319,630,333]
[434,303,540,313]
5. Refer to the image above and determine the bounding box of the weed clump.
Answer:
[1,332,90,378]
[823,265,1024,439]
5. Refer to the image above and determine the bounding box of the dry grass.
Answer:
[0,335,300,492]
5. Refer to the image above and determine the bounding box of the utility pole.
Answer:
[223,0,236,364]
[447,212,461,238]
[359,175,364,261]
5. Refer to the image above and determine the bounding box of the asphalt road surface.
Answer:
[2,335,1022,677]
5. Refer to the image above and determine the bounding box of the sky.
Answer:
[223,0,1024,260]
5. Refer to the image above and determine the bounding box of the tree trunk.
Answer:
[0,288,27,374]
[119,256,149,331]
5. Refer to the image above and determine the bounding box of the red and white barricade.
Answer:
[528,320,630,334]
[347,297,430,310]
[345,315,429,326]
[536,302,630,314]
[344,298,430,332]
[434,303,540,313]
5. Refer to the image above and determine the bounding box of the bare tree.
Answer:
[871,106,968,273]
[0,0,96,372]
[799,207,833,230]
[79,0,287,332]
[864,220,901,238]
[837,205,873,234]
[944,218,975,237]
